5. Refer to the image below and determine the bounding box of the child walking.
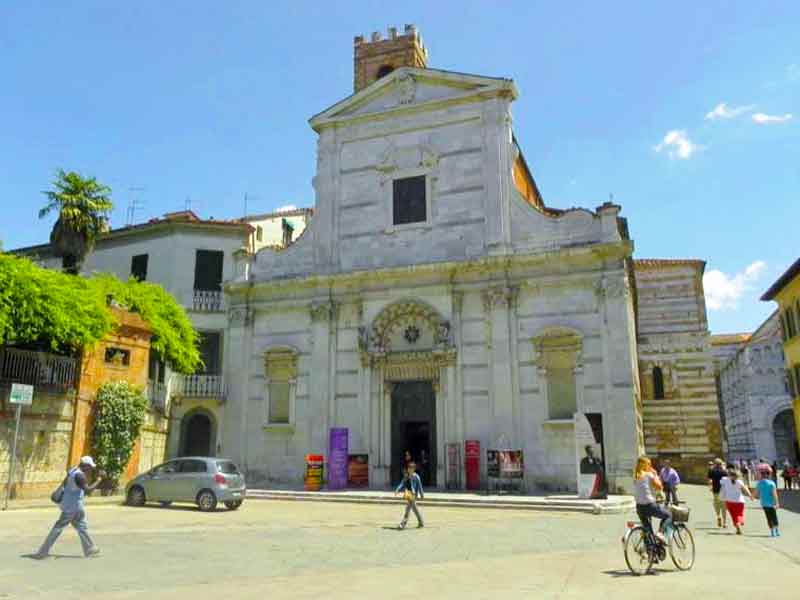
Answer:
[395,462,424,529]
[756,468,781,537]
[720,468,753,535]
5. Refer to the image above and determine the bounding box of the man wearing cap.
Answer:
[707,458,727,528]
[33,456,106,559]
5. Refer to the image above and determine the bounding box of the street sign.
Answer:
[9,383,34,405]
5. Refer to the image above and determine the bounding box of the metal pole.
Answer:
[3,403,23,510]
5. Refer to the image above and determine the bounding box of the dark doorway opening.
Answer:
[181,412,214,457]
[391,381,436,487]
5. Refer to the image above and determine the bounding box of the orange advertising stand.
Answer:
[304,454,324,491]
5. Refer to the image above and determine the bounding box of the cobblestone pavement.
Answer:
[1,485,798,599]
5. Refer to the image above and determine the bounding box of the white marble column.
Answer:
[484,286,518,446]
[309,300,336,454]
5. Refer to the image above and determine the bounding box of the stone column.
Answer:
[309,300,336,454]
[482,98,513,255]
[452,291,466,444]
[483,285,518,447]
[222,305,253,473]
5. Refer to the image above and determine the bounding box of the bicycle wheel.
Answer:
[624,526,654,576]
[669,524,695,571]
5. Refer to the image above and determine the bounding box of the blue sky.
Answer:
[1,2,797,334]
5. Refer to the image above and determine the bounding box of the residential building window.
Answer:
[148,351,166,383]
[197,332,221,375]
[786,308,798,339]
[392,175,427,225]
[131,254,148,281]
[780,314,788,341]
[264,348,298,426]
[535,330,581,421]
[194,250,224,292]
[794,365,800,398]
[256,226,263,242]
[653,366,665,399]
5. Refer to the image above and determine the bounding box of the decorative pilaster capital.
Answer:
[482,285,518,312]
[452,291,464,314]
[310,300,338,323]
[229,306,253,326]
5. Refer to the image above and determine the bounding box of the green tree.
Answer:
[92,381,149,491]
[39,169,113,274]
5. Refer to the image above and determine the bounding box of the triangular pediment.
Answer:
[309,67,517,130]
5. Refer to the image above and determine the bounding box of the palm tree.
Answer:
[39,169,113,274]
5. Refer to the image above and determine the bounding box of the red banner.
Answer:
[465,440,481,490]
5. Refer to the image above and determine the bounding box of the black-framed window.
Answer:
[105,347,131,366]
[653,366,665,399]
[131,254,148,281]
[194,250,224,291]
[393,175,427,225]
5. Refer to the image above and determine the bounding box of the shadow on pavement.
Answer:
[20,553,83,560]
[603,568,674,578]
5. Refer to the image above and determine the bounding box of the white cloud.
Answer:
[752,112,793,124]
[703,260,766,311]
[705,102,755,120]
[653,130,703,160]
[275,204,297,213]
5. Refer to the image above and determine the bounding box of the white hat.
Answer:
[79,456,97,468]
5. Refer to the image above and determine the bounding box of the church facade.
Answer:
[222,26,643,493]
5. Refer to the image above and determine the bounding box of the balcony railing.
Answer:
[192,289,224,312]
[146,380,169,411]
[0,347,78,390]
[175,374,225,399]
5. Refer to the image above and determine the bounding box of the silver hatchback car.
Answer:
[125,457,246,511]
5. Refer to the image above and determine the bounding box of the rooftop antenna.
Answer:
[126,187,146,225]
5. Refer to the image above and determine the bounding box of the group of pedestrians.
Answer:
[707,457,782,537]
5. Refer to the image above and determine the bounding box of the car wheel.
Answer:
[224,500,243,510]
[127,486,146,507]
[197,490,218,512]
[159,501,172,507]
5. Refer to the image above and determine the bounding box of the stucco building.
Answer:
[633,259,723,481]
[223,26,643,493]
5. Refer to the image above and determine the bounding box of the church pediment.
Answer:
[309,67,517,130]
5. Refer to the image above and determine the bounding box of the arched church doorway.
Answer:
[772,409,798,462]
[391,381,436,487]
[180,410,216,457]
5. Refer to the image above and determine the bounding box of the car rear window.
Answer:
[217,461,240,474]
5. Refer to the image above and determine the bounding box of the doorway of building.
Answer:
[180,411,215,457]
[391,381,436,487]
[773,409,798,462]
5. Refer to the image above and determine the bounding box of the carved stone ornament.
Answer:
[397,72,416,105]
[482,286,518,311]
[371,300,443,353]
[228,306,253,326]
[434,320,453,347]
[310,301,337,323]
[376,139,439,176]
[404,325,421,344]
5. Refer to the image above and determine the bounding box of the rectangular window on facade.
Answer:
[256,226,263,242]
[281,219,294,247]
[268,382,291,424]
[194,250,224,291]
[392,175,427,225]
[197,332,221,375]
[130,254,148,281]
[547,367,577,420]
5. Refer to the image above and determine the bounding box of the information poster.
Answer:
[347,454,369,487]
[446,443,461,489]
[574,413,607,499]
[305,454,324,491]
[487,450,524,479]
[328,428,349,490]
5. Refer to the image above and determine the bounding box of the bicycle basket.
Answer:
[670,504,690,523]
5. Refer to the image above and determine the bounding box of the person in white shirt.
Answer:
[720,468,753,535]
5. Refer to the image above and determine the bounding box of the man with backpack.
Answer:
[33,456,106,559]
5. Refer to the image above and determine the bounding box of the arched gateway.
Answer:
[180,409,217,457]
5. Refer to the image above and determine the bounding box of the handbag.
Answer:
[50,471,71,504]
[403,489,414,503]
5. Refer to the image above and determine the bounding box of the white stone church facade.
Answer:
[221,28,643,493]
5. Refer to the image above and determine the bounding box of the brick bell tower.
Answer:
[353,24,428,92]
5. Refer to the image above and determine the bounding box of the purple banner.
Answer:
[328,428,349,490]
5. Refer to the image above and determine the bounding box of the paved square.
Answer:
[1,485,798,599]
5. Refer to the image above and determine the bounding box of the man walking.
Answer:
[33,456,105,559]
[659,459,680,505]
[395,462,424,529]
[708,458,727,528]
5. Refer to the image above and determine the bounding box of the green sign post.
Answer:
[3,383,34,510]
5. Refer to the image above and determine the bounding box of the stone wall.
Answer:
[635,259,723,482]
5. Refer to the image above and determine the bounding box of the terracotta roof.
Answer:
[761,257,800,301]
[10,211,252,255]
[710,333,751,345]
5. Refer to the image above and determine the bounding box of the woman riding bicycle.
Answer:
[634,456,673,542]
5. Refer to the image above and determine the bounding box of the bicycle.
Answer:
[622,503,695,575]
